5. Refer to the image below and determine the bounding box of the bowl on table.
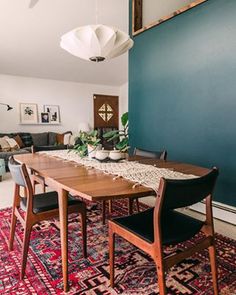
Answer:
[95,149,109,161]
[109,150,123,161]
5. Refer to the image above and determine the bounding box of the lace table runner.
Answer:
[39,150,198,191]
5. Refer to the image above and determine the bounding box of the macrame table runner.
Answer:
[39,150,198,191]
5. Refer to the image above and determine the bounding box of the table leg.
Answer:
[58,188,69,292]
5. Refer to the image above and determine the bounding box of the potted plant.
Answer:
[103,112,129,153]
[73,130,101,158]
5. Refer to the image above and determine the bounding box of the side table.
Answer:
[0,159,6,182]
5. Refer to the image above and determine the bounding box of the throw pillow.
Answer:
[19,133,33,147]
[14,135,25,148]
[4,137,19,150]
[31,133,48,146]
[63,133,71,145]
[56,133,64,145]
[0,137,11,152]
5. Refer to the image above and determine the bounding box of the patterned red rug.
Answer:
[0,201,235,295]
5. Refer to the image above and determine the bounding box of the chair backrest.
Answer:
[134,148,167,160]
[8,156,32,191]
[158,168,219,211]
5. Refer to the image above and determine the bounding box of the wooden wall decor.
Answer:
[132,0,208,36]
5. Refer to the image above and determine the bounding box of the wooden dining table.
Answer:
[14,152,209,292]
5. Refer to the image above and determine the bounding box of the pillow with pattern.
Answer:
[0,137,11,152]
[4,136,20,150]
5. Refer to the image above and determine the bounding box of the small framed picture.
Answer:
[20,103,38,124]
[41,112,50,123]
[44,105,60,124]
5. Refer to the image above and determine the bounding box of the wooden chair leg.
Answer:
[9,212,17,251]
[155,259,167,295]
[109,227,115,288]
[108,200,113,213]
[208,244,219,295]
[20,223,33,280]
[128,198,133,215]
[80,208,87,258]
[135,198,140,213]
[102,201,106,225]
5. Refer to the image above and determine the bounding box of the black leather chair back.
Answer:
[134,148,167,160]
[160,168,219,210]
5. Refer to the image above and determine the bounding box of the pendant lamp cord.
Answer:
[95,0,98,24]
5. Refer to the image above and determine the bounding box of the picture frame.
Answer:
[44,105,60,124]
[20,103,38,124]
[132,0,208,36]
[40,112,50,124]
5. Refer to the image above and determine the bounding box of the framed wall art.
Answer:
[132,0,208,36]
[44,105,60,124]
[40,112,50,123]
[20,103,38,124]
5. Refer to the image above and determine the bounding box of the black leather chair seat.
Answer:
[20,191,83,214]
[112,208,204,245]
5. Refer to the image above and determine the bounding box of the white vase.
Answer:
[87,144,100,159]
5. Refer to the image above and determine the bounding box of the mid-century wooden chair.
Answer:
[101,148,167,224]
[31,146,47,193]
[8,156,87,280]
[128,147,167,215]
[109,168,219,295]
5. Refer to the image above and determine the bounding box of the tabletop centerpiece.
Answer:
[103,112,129,156]
[73,130,101,158]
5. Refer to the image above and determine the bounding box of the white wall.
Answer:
[0,74,123,133]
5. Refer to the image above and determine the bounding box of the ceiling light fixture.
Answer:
[0,103,13,111]
[60,1,133,62]
[29,0,39,8]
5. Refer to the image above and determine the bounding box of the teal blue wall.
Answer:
[129,0,236,206]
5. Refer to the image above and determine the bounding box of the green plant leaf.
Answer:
[121,112,128,127]
[106,133,120,142]
[116,137,129,151]
[103,130,118,138]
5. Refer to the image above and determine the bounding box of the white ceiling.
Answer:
[0,0,129,86]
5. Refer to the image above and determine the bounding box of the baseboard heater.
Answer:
[190,201,236,226]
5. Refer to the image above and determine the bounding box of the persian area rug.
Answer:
[0,201,235,295]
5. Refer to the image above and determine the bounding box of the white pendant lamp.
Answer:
[60,1,133,62]
[60,24,134,62]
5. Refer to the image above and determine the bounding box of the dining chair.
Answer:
[109,168,219,295]
[31,146,48,193]
[101,148,167,224]
[8,156,87,280]
[128,147,167,215]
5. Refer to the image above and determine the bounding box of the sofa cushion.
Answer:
[31,133,48,146]
[48,132,57,146]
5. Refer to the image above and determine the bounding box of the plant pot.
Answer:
[87,144,100,159]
